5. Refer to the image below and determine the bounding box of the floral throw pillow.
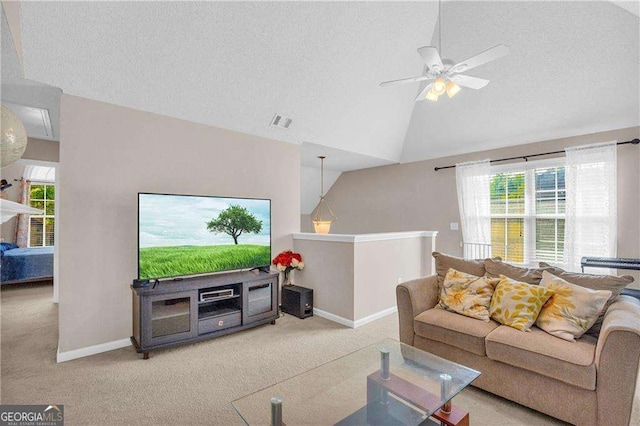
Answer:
[438,268,499,322]
[489,275,554,331]
[535,271,612,342]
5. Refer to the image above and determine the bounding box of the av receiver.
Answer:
[200,288,235,302]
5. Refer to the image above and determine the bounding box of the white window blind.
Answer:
[489,158,565,266]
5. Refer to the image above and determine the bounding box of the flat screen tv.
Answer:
[138,193,271,280]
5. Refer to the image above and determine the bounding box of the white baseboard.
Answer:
[56,338,131,363]
[313,306,397,329]
[313,308,355,327]
[354,306,397,328]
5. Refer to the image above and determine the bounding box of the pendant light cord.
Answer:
[319,156,325,197]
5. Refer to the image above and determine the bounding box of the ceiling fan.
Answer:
[380,45,509,102]
[380,1,509,102]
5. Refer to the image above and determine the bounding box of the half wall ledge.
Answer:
[292,231,438,328]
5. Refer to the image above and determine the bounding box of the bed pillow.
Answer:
[489,275,554,331]
[535,271,611,342]
[437,268,499,322]
[538,262,633,337]
[0,242,18,256]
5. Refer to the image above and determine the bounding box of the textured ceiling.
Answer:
[611,0,640,17]
[20,1,437,163]
[401,1,640,161]
[13,1,640,166]
[1,5,61,142]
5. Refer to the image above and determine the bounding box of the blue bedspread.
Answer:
[1,246,54,284]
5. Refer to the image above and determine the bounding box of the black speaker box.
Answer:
[281,285,313,319]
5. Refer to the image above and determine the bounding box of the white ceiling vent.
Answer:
[270,114,292,129]
[2,101,54,141]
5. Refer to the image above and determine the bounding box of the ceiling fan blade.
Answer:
[417,46,444,72]
[451,75,490,89]
[449,44,509,74]
[379,75,434,87]
[414,83,434,102]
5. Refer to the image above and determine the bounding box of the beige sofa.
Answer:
[396,256,640,425]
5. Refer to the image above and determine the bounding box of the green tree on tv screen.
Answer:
[206,205,263,245]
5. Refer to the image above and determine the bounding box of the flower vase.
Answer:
[282,270,292,286]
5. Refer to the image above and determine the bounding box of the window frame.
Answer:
[27,181,56,248]
[489,158,565,266]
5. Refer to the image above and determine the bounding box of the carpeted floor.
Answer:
[1,282,637,425]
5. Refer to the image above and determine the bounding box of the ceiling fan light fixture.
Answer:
[425,89,439,102]
[432,77,446,96]
[446,80,461,98]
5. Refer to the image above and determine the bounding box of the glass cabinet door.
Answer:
[243,278,277,323]
[151,297,191,338]
[144,291,197,347]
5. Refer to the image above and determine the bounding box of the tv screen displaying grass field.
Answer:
[138,193,271,280]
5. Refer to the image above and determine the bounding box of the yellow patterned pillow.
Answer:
[489,275,554,331]
[535,271,612,342]
[438,268,499,322]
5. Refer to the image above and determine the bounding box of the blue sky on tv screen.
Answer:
[139,194,270,248]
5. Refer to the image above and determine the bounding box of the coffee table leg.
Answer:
[440,374,452,414]
[380,349,390,380]
[271,396,283,426]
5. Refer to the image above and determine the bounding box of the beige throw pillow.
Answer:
[438,268,499,322]
[538,262,633,337]
[535,271,611,342]
[489,275,554,332]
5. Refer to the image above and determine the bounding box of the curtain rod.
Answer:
[433,139,640,171]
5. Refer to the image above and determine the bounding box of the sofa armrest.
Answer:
[396,275,439,346]
[594,295,640,425]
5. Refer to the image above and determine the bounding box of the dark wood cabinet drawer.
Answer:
[198,311,241,335]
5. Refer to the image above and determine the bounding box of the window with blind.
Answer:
[28,183,55,247]
[490,163,565,265]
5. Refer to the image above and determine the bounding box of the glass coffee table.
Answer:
[232,338,480,426]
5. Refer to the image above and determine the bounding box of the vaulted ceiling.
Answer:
[4,1,639,213]
[401,0,640,162]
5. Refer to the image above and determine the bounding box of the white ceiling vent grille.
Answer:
[270,114,292,129]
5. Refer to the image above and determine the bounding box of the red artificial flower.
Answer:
[272,250,304,271]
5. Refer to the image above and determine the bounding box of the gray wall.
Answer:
[23,137,60,163]
[319,127,640,278]
[58,94,301,353]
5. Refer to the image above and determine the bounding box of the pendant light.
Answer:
[1,106,28,168]
[311,156,336,234]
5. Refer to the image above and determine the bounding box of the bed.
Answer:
[1,243,54,284]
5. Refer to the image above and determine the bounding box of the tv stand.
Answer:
[131,270,279,359]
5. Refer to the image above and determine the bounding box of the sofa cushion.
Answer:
[489,276,554,332]
[535,271,611,342]
[414,308,499,356]
[539,262,634,337]
[486,325,597,390]
[433,252,488,289]
[438,269,499,322]
[485,258,552,285]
